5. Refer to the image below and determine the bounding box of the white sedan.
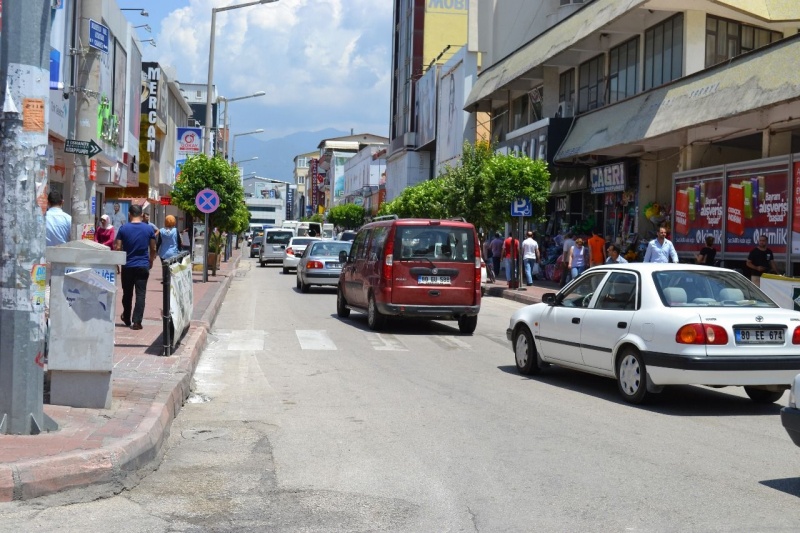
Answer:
[282,237,319,274]
[507,263,800,404]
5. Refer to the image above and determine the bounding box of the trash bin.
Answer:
[46,240,126,408]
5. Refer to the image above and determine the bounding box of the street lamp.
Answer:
[204,0,279,156]
[139,39,156,47]
[231,129,264,166]
[234,157,259,165]
[121,8,149,16]
[217,91,266,159]
[134,24,151,32]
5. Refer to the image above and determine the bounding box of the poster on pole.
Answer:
[169,254,193,346]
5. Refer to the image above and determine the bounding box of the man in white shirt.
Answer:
[521,231,540,286]
[643,226,678,263]
[560,232,575,287]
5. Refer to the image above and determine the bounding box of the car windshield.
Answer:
[291,238,317,247]
[653,270,778,307]
[265,231,293,244]
[310,242,351,257]
[396,226,474,262]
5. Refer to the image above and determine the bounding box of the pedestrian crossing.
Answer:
[208,329,508,353]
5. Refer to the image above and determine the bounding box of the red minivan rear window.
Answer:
[395,226,475,262]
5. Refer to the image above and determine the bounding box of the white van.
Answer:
[296,222,322,237]
[322,223,335,239]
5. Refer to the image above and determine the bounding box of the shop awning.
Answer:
[555,35,800,161]
[464,0,649,110]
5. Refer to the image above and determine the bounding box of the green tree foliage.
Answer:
[170,155,246,232]
[327,203,365,229]
[302,213,324,223]
[377,142,550,230]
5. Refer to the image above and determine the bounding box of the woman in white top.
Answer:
[568,237,590,280]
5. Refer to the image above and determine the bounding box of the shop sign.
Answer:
[555,196,567,212]
[725,167,788,253]
[793,162,800,254]
[590,162,626,194]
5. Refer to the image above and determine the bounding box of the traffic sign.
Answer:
[195,189,220,214]
[88,19,109,53]
[511,199,532,217]
[65,139,102,158]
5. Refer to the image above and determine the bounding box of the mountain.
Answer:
[231,128,350,183]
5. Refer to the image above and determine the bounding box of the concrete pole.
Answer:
[0,0,57,435]
[204,8,217,156]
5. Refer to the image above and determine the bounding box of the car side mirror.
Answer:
[339,250,348,263]
[542,292,557,305]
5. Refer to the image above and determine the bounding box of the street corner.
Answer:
[0,465,14,502]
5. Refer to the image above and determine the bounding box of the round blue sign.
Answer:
[195,189,220,214]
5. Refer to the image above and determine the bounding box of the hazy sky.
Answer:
[122,0,392,140]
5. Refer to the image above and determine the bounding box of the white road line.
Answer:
[430,335,472,351]
[367,333,408,351]
[296,330,337,351]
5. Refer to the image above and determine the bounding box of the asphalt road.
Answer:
[3,251,800,532]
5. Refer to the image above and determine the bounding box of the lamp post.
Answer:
[231,129,264,168]
[234,157,259,165]
[204,0,279,156]
[217,91,265,159]
[121,8,149,16]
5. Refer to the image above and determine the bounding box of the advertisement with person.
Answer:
[793,162,800,254]
[672,174,724,252]
[175,127,203,179]
[725,166,788,253]
[333,153,352,201]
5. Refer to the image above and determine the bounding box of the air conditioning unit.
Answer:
[557,100,574,118]
[403,132,416,147]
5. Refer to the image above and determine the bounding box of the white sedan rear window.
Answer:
[653,270,777,308]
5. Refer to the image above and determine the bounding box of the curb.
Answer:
[0,255,239,502]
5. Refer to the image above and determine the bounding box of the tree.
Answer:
[482,153,550,230]
[170,155,245,232]
[327,203,365,229]
[439,141,493,230]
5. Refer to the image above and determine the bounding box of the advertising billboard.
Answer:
[175,127,203,179]
[673,173,724,253]
[793,162,800,254]
[725,166,788,253]
[415,65,437,147]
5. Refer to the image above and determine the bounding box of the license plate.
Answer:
[735,328,785,344]
[418,275,450,285]
[327,263,342,269]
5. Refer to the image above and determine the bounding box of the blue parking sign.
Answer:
[511,199,532,217]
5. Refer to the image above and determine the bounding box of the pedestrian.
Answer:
[95,214,115,249]
[114,204,156,330]
[109,201,127,230]
[560,232,575,287]
[142,211,159,237]
[45,190,72,246]
[521,231,540,286]
[643,226,678,263]
[568,237,590,280]
[588,228,606,267]
[489,232,503,278]
[605,244,628,264]
[501,232,520,282]
[695,235,717,266]
[158,215,180,261]
[745,235,779,287]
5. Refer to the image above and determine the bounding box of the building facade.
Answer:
[292,150,317,219]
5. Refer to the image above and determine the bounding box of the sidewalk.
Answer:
[0,248,242,502]
[0,250,549,502]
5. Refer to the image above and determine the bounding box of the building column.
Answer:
[762,130,791,158]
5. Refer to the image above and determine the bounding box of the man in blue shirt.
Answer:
[45,191,72,246]
[643,226,679,263]
[114,204,156,330]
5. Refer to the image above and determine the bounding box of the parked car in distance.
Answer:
[507,263,800,404]
[337,216,482,334]
[258,228,294,267]
[249,229,264,258]
[781,373,800,447]
[336,230,357,242]
[282,237,320,273]
[296,240,352,292]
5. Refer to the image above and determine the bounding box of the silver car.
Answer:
[259,229,294,267]
[296,240,352,292]
[282,237,320,274]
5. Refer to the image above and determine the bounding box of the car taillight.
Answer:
[474,256,482,287]
[306,260,324,270]
[793,326,800,345]
[286,247,294,256]
[383,232,394,282]
[676,323,729,345]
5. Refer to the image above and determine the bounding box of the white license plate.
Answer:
[327,263,342,269]
[418,276,450,285]
[735,328,785,344]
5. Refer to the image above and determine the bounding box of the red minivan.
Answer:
[336,216,482,334]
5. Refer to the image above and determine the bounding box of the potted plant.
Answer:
[207,230,224,275]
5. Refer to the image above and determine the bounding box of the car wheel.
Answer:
[744,386,784,404]
[337,286,351,318]
[616,347,648,404]
[367,294,386,330]
[300,278,310,293]
[514,326,542,375]
[457,315,478,335]
[260,260,265,267]
[296,276,301,290]
[283,267,289,274]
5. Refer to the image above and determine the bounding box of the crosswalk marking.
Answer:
[429,335,472,351]
[295,330,337,351]
[367,333,408,351]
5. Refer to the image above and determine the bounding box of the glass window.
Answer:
[367,226,388,261]
[644,14,684,90]
[491,104,508,142]
[512,94,530,130]
[595,272,638,311]
[578,54,605,113]
[396,226,475,263]
[351,230,369,260]
[559,272,606,308]
[265,231,294,245]
[705,15,783,67]
[558,69,575,115]
[653,270,777,308]
[608,37,639,103]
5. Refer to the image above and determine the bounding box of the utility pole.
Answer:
[0,0,57,434]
